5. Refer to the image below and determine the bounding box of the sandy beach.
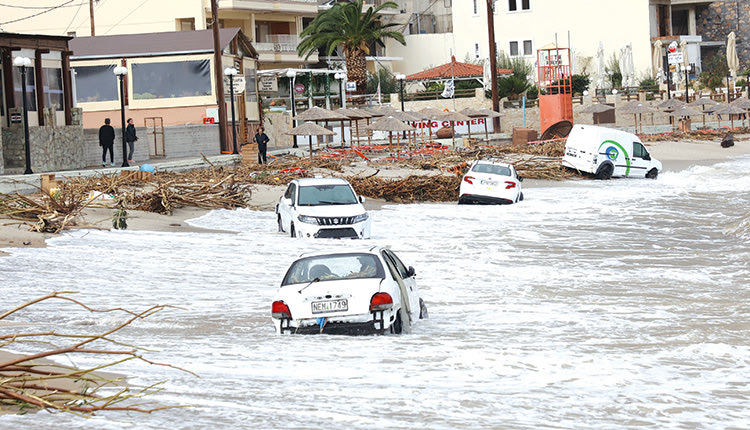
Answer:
[1,137,748,256]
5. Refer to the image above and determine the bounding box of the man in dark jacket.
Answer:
[125,118,138,163]
[253,126,270,164]
[98,118,115,167]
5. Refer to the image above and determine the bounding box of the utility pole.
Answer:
[211,0,228,152]
[486,0,500,131]
[89,0,95,36]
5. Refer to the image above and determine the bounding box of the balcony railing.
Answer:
[255,34,300,53]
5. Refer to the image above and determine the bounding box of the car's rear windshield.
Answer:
[298,184,357,206]
[282,253,385,286]
[472,163,511,176]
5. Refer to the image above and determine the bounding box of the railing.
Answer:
[255,34,300,53]
[402,88,476,102]
[502,98,538,108]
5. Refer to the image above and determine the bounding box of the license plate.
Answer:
[311,299,348,314]
[480,180,498,186]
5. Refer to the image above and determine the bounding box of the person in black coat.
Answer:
[253,126,270,164]
[125,118,138,163]
[98,118,115,166]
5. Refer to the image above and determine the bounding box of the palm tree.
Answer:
[297,0,406,94]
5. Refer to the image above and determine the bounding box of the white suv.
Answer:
[276,178,371,239]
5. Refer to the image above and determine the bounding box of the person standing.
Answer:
[253,126,270,164]
[125,118,138,163]
[98,118,115,167]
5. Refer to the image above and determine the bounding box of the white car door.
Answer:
[382,250,420,323]
[278,183,297,231]
[628,141,652,177]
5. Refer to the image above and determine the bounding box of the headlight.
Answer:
[298,215,318,224]
[352,213,369,223]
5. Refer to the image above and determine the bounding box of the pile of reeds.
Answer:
[347,175,461,203]
[0,292,194,415]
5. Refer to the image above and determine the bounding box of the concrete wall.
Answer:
[3,125,85,173]
[0,126,3,175]
[82,124,221,168]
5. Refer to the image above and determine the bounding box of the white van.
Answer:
[562,124,662,179]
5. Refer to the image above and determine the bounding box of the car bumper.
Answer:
[459,194,514,205]
[294,220,371,239]
[274,311,391,335]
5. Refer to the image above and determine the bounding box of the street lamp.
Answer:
[224,67,239,154]
[13,56,33,174]
[286,70,298,148]
[334,72,346,108]
[395,73,406,138]
[113,66,129,167]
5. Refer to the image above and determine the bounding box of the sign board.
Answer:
[10,113,22,124]
[346,81,357,92]
[668,51,683,65]
[223,76,246,94]
[258,75,278,93]
[203,117,215,124]
[295,83,305,94]
[206,107,219,122]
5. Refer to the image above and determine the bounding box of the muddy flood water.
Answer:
[1,156,750,429]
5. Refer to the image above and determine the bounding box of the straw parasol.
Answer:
[730,97,750,127]
[387,110,422,144]
[293,106,348,148]
[337,107,372,146]
[438,110,472,147]
[364,116,415,153]
[286,122,336,158]
[689,97,719,127]
[419,107,447,141]
[710,103,746,129]
[459,107,486,140]
[665,106,703,132]
[476,108,504,141]
[580,103,614,125]
[619,102,656,134]
[656,98,687,110]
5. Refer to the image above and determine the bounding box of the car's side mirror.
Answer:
[643,154,651,161]
[518,176,524,182]
[406,266,416,277]
[359,195,366,203]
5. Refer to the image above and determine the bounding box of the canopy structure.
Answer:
[439,111,472,146]
[364,116,415,153]
[286,122,336,158]
[580,103,615,125]
[405,55,512,87]
[620,103,657,134]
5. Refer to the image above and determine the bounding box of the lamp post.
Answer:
[396,73,407,138]
[13,56,33,174]
[334,72,346,108]
[224,67,239,154]
[286,70,298,148]
[113,66,129,167]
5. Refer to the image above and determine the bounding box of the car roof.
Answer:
[297,245,386,259]
[474,159,513,168]
[293,177,351,186]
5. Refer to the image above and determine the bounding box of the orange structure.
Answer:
[537,47,573,139]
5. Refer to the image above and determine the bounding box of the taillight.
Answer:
[272,301,291,319]
[463,175,475,184]
[505,181,516,189]
[370,293,393,311]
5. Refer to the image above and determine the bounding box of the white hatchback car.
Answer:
[276,177,371,239]
[271,247,427,335]
[458,160,524,205]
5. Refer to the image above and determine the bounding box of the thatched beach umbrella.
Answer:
[387,110,422,144]
[337,108,372,146]
[656,98,687,110]
[730,97,750,127]
[286,121,335,158]
[476,108,504,141]
[459,107,485,140]
[438,110,472,147]
[293,106,348,148]
[420,107,446,141]
[619,102,656,134]
[689,97,719,127]
[364,116,415,154]
[665,106,703,132]
[580,103,614,125]
[710,103,746,129]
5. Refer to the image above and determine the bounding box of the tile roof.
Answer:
[405,57,512,81]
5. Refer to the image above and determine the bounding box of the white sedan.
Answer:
[276,177,371,239]
[271,247,428,335]
[458,160,524,205]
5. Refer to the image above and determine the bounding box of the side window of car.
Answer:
[633,142,646,158]
[284,183,296,201]
[383,250,409,279]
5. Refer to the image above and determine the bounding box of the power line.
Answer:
[0,1,83,9]
[0,0,80,25]
[101,0,150,35]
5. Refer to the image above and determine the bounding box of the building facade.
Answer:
[0,0,318,69]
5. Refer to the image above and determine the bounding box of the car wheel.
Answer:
[646,168,658,179]
[419,298,428,319]
[518,192,524,202]
[290,224,296,238]
[595,163,614,180]
[391,312,403,334]
[277,215,284,232]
